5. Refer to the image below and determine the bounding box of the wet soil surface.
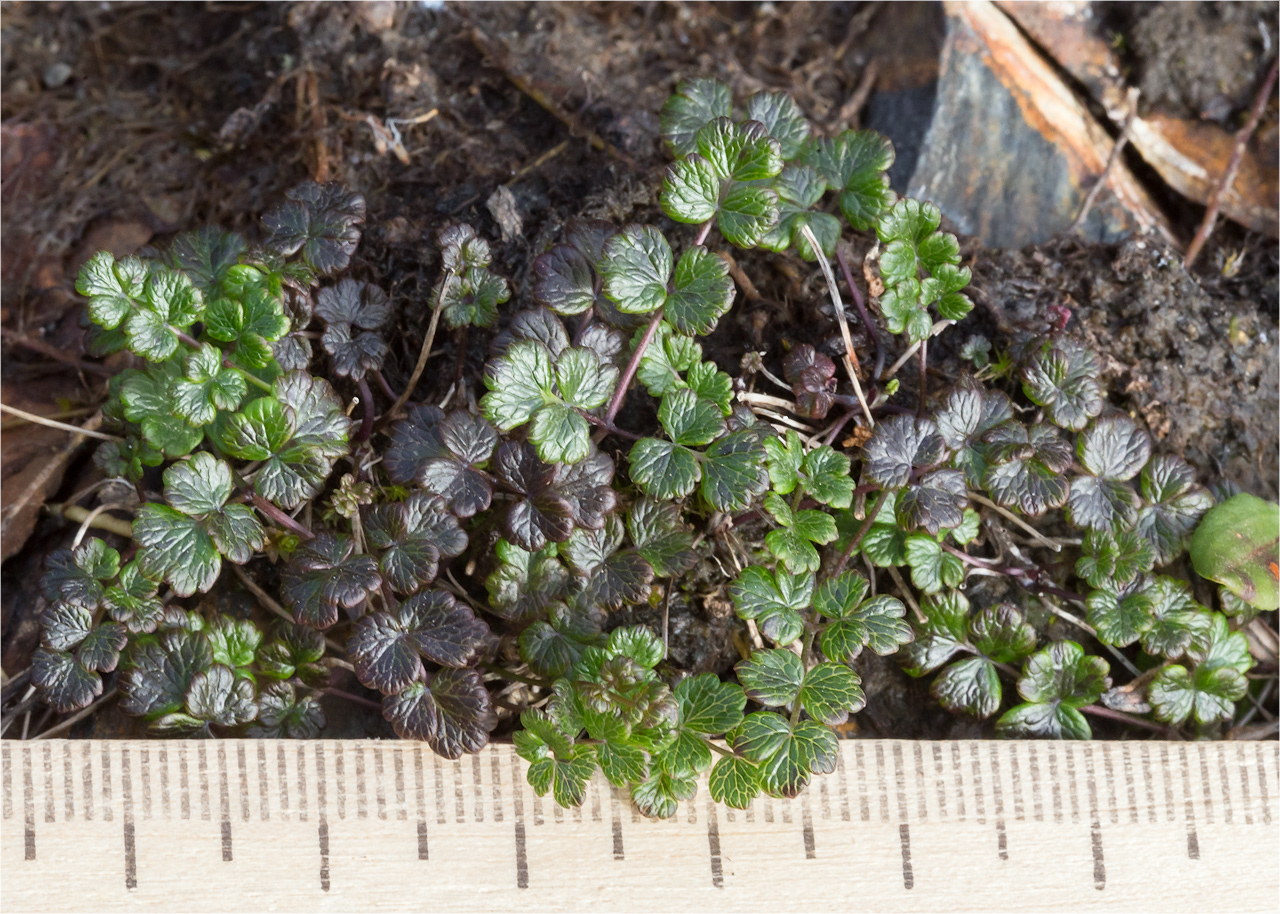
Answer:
[2,1,1276,740]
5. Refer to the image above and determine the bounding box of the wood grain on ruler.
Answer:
[1,739,1277,913]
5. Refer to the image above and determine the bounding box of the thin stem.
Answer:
[230,564,345,654]
[50,503,134,538]
[0,403,122,441]
[1184,57,1278,269]
[801,223,874,429]
[170,328,273,392]
[373,369,399,402]
[323,688,383,712]
[388,298,446,420]
[32,689,118,740]
[602,306,665,427]
[835,244,884,378]
[968,492,1063,552]
[479,662,553,690]
[1080,704,1177,737]
[1039,595,1142,678]
[829,489,888,578]
[356,376,376,445]
[581,411,643,441]
[886,564,925,623]
[1072,87,1140,233]
[72,502,133,547]
[703,737,735,758]
[693,219,714,247]
[880,320,955,381]
[252,493,315,540]
[917,336,928,417]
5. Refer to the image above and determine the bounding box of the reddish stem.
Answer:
[835,245,884,377]
[829,489,888,578]
[602,306,665,427]
[252,493,315,541]
[693,219,713,247]
[356,376,376,445]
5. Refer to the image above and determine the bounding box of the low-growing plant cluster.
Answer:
[27,78,1277,816]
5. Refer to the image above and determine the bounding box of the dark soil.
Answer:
[2,1,1276,741]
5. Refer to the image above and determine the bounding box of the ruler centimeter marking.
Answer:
[2,739,1276,912]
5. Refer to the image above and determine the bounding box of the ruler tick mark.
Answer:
[354,745,367,820]
[854,742,869,821]
[1236,745,1253,826]
[875,743,890,823]
[951,743,966,821]
[932,743,947,820]
[510,752,529,888]
[912,743,927,822]
[1090,821,1105,890]
[237,744,250,821]
[609,783,625,859]
[1139,743,1156,824]
[835,743,851,822]
[394,748,406,821]
[42,745,53,824]
[1121,743,1138,824]
[63,744,74,821]
[122,748,137,889]
[1217,747,1234,824]
[417,820,429,860]
[139,746,151,822]
[1101,743,1119,825]
[988,745,1008,860]
[1177,746,1199,860]
[376,747,388,821]
[217,744,232,856]
[433,752,445,825]
[101,744,113,822]
[969,743,987,825]
[707,796,724,888]
[1048,744,1062,824]
[23,746,36,860]
[83,742,95,822]
[334,744,347,820]
[1198,744,1215,824]
[472,754,484,823]
[801,791,816,858]
[1255,745,1271,825]
[1028,742,1043,823]
[898,824,913,889]
[491,749,504,824]
[257,743,269,822]
[296,744,308,821]
[317,822,330,892]
[2,742,11,820]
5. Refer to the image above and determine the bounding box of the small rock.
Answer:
[485,185,523,244]
[42,62,72,88]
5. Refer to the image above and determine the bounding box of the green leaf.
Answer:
[635,322,702,397]
[262,181,365,276]
[485,540,570,623]
[629,438,701,500]
[764,495,838,575]
[437,223,492,272]
[350,591,489,693]
[168,227,248,299]
[1077,528,1155,589]
[206,616,262,672]
[897,469,968,536]
[439,265,510,330]
[1140,577,1211,660]
[799,129,896,231]
[654,731,713,779]
[173,344,247,426]
[381,669,496,759]
[934,384,1014,488]
[982,423,1073,517]
[1085,576,1156,647]
[863,415,947,490]
[659,388,726,447]
[123,268,204,361]
[735,714,837,798]
[708,755,762,809]
[757,164,839,261]
[601,225,672,315]
[662,119,783,247]
[41,540,120,609]
[134,454,264,597]
[280,533,382,629]
[736,649,804,708]
[763,430,804,495]
[364,493,467,595]
[316,279,390,379]
[799,662,865,726]
[903,535,965,595]
[102,561,165,634]
[203,274,291,370]
[32,648,104,713]
[1135,456,1214,565]
[1021,338,1104,432]
[120,365,204,457]
[258,621,327,685]
[250,681,325,739]
[701,429,770,512]
[744,91,810,160]
[686,360,734,415]
[660,77,732,157]
[184,665,257,728]
[628,498,697,578]
[632,771,697,819]
[729,566,813,646]
[933,657,1002,720]
[664,246,735,335]
[901,591,969,675]
[597,741,647,786]
[1189,493,1279,612]
[801,445,855,508]
[481,339,555,429]
[996,642,1109,740]
[77,251,147,330]
[676,673,746,735]
[815,572,911,661]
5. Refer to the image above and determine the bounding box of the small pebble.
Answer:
[43,62,72,88]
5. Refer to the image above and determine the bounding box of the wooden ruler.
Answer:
[2,739,1276,912]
